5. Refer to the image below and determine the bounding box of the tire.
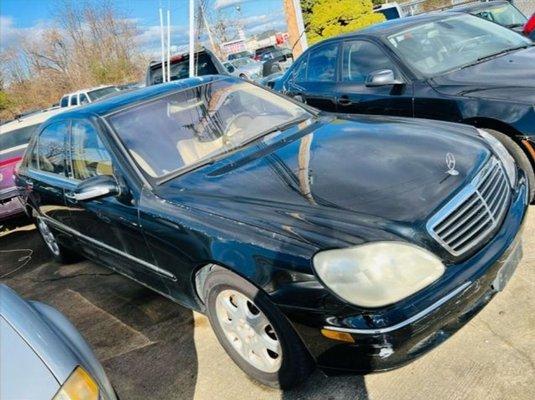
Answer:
[35,217,81,264]
[484,129,534,204]
[203,268,314,389]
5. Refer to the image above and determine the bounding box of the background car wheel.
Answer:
[484,129,535,204]
[35,217,81,264]
[203,268,314,389]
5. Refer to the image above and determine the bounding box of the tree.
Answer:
[301,0,385,44]
[0,0,147,120]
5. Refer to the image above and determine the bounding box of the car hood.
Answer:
[429,46,535,103]
[157,116,491,249]
[0,317,60,400]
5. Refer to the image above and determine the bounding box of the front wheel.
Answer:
[203,269,314,389]
[35,217,81,264]
[484,129,534,204]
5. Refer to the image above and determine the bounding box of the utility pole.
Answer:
[284,0,308,57]
[189,0,195,77]
[159,7,166,82]
[167,9,171,82]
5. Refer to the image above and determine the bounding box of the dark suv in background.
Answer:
[145,48,227,86]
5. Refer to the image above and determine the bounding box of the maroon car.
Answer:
[1,108,64,221]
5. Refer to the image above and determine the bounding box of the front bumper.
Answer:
[283,177,529,374]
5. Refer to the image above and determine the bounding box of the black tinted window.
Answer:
[60,97,69,107]
[306,43,338,82]
[70,95,78,106]
[34,122,67,174]
[0,124,39,151]
[292,54,308,82]
[342,41,398,83]
[79,93,89,104]
[71,120,113,180]
[149,53,219,85]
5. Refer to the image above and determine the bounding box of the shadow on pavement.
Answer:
[0,226,199,400]
[1,226,368,399]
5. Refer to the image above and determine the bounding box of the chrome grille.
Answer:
[428,157,511,256]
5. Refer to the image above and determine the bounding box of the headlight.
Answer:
[477,129,516,186]
[53,367,99,400]
[313,242,445,308]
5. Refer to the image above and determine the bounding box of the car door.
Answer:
[283,42,339,111]
[335,39,413,117]
[64,118,170,291]
[23,121,73,228]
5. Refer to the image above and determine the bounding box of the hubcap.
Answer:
[215,289,282,373]
[37,218,60,256]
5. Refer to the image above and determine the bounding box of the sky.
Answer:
[0,0,288,55]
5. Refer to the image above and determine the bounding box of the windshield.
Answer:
[386,14,530,76]
[108,79,311,178]
[229,51,250,60]
[473,3,527,27]
[376,7,401,21]
[232,58,255,68]
[87,86,120,101]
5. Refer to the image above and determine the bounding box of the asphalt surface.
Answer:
[1,207,534,400]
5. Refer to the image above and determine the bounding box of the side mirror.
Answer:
[365,69,404,87]
[69,175,120,201]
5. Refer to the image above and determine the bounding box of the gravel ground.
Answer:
[0,207,533,400]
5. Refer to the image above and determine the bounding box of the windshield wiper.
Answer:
[459,44,532,70]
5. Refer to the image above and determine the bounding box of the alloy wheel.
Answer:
[37,218,60,256]
[215,289,282,373]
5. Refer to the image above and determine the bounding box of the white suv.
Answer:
[59,85,120,108]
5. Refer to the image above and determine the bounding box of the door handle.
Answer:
[65,192,77,201]
[337,95,353,106]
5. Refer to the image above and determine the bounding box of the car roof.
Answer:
[1,107,66,132]
[45,75,226,122]
[450,0,510,13]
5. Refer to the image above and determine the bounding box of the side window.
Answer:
[79,93,89,105]
[70,95,78,106]
[292,54,308,82]
[342,40,399,83]
[70,120,113,181]
[60,97,69,107]
[33,122,67,175]
[306,43,338,82]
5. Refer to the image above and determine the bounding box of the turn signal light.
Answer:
[320,328,355,343]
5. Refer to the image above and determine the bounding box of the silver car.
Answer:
[0,284,116,400]
[223,57,263,81]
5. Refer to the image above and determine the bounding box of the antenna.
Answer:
[159,7,166,83]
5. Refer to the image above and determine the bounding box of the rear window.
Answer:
[0,124,39,152]
[148,52,219,85]
[255,46,276,56]
[87,87,120,101]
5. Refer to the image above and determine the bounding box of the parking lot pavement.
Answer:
[1,208,534,400]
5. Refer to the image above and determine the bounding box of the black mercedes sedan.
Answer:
[15,76,529,388]
[275,12,535,204]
